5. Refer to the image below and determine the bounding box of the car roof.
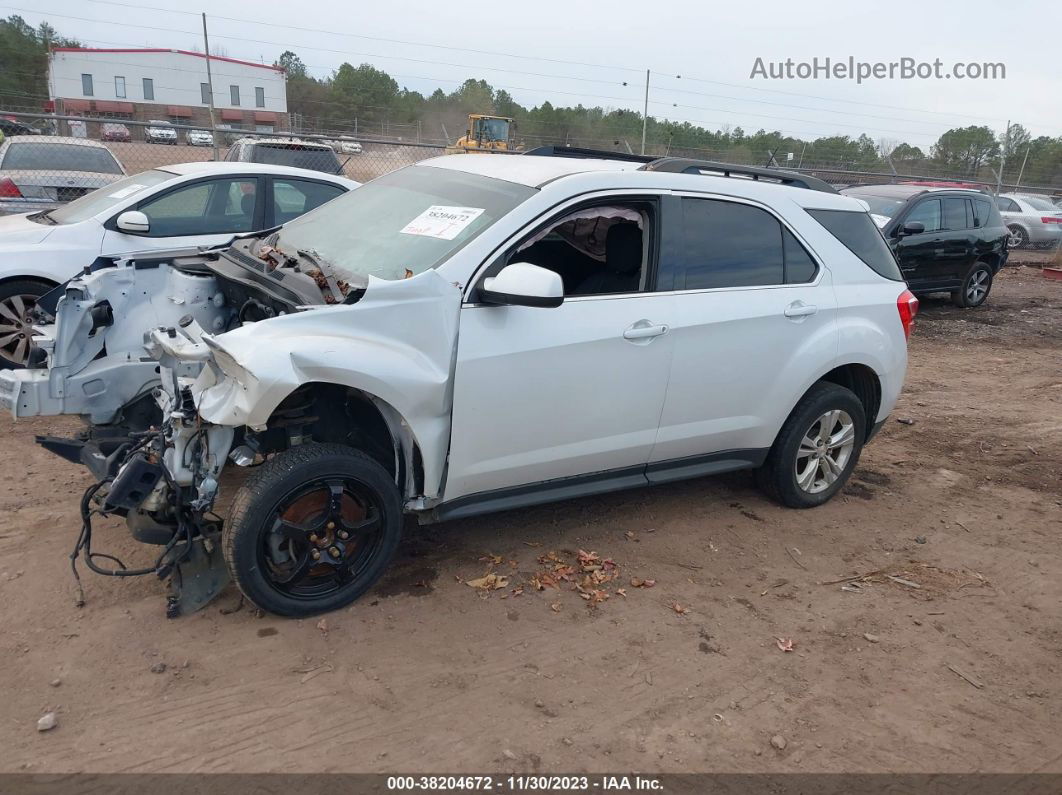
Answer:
[156,161,360,185]
[418,153,866,210]
[235,137,333,150]
[1,135,111,148]
[422,153,642,187]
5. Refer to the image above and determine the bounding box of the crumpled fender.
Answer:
[194,268,462,497]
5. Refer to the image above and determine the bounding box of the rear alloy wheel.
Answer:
[1007,225,1029,249]
[952,262,993,308]
[223,443,403,617]
[757,382,866,508]
[0,280,51,369]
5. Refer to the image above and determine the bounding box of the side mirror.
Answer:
[116,210,150,234]
[480,262,563,308]
[899,221,925,236]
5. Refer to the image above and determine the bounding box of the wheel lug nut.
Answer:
[326,521,335,530]
[338,531,349,540]
[329,547,340,558]
[309,534,318,543]
[311,549,321,560]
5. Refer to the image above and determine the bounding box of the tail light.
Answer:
[1041,216,1062,224]
[0,177,22,198]
[897,289,919,341]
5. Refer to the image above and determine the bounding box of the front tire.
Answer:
[951,261,993,308]
[757,382,866,508]
[223,443,403,617]
[0,279,53,369]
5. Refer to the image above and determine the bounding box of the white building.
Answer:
[48,47,287,132]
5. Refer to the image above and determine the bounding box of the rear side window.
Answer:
[942,198,968,231]
[808,209,903,282]
[676,198,817,289]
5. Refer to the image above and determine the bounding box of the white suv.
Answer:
[2,151,917,618]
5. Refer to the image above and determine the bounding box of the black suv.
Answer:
[840,185,1008,307]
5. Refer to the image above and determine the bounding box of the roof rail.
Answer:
[522,146,838,193]
[522,145,655,163]
[642,158,838,193]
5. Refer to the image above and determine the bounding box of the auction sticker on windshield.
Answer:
[400,205,485,240]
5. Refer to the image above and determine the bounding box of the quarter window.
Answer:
[973,198,993,227]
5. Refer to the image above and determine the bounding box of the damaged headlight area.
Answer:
[72,411,235,619]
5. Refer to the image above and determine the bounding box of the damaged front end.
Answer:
[9,236,383,616]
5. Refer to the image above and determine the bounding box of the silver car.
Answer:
[0,135,126,214]
[996,193,1062,249]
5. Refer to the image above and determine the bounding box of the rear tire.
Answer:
[1006,225,1029,249]
[951,261,993,308]
[0,279,53,370]
[223,443,403,617]
[757,382,866,508]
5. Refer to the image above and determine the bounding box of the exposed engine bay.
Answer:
[0,234,374,617]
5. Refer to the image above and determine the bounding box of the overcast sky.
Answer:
[9,0,1061,148]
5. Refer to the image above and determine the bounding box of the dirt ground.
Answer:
[1,265,1060,774]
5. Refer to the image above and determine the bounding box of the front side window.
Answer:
[135,177,257,237]
[273,166,535,283]
[230,85,240,106]
[114,76,126,98]
[505,202,653,297]
[255,87,265,108]
[81,74,93,96]
[143,78,154,101]
[675,198,785,289]
[905,199,942,232]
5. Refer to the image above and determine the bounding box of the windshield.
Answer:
[274,165,536,282]
[841,191,907,219]
[1018,195,1058,212]
[1,143,123,175]
[46,169,173,224]
[474,118,510,142]
[248,143,342,174]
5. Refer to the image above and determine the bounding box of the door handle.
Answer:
[784,301,818,318]
[623,320,669,340]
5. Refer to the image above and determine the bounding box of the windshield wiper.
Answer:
[30,210,58,225]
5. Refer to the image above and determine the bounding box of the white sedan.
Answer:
[0,162,358,367]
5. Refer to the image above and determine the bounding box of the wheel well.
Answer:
[817,364,881,440]
[977,253,1001,271]
[0,275,57,291]
[261,383,424,496]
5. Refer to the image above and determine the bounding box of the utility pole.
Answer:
[1014,145,1031,189]
[640,69,650,156]
[995,120,1010,196]
[202,13,219,161]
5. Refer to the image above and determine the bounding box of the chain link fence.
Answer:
[1,110,1058,259]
